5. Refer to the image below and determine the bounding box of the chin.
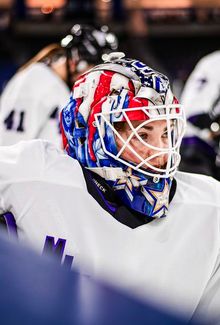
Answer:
[140,164,168,175]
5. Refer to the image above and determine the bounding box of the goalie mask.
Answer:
[61,53,186,218]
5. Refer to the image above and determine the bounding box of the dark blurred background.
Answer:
[1,0,220,97]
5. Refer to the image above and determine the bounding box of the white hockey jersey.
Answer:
[0,140,220,323]
[0,63,70,147]
[181,50,220,118]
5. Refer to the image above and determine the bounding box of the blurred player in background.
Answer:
[0,24,118,147]
[0,53,219,323]
[179,50,220,180]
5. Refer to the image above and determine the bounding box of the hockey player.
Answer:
[179,50,220,180]
[0,53,220,323]
[0,24,118,147]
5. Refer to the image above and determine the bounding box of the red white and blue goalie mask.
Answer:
[61,53,186,218]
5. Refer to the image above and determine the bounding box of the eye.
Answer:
[138,133,148,140]
[162,130,168,138]
[162,124,175,138]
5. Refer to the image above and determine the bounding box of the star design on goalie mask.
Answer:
[142,179,170,216]
[113,167,141,201]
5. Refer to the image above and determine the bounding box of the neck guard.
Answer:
[88,166,174,218]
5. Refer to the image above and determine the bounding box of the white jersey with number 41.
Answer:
[0,62,70,147]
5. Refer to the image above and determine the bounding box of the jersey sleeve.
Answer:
[36,79,70,147]
[0,140,46,213]
[191,184,220,324]
[192,253,220,324]
[0,63,70,146]
[15,74,69,142]
[181,51,220,118]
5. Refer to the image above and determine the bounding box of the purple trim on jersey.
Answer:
[43,236,66,262]
[188,115,198,124]
[3,212,18,237]
[63,255,74,269]
[42,236,74,269]
[182,136,216,157]
[95,187,117,213]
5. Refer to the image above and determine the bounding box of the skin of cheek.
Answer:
[114,119,173,168]
[115,135,168,168]
[115,134,147,163]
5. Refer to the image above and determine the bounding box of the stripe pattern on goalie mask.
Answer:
[60,57,183,219]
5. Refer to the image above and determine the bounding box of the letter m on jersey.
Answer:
[43,236,74,269]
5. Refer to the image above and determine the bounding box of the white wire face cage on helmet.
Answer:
[61,53,186,181]
[94,103,186,178]
[61,54,186,218]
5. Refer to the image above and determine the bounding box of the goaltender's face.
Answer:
[114,119,173,170]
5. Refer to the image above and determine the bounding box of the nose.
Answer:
[149,136,167,149]
[144,138,168,168]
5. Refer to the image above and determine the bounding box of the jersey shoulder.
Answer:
[180,51,220,115]
[28,63,70,106]
[1,63,69,104]
[0,139,87,190]
[186,50,220,83]
[196,50,220,70]
[27,63,69,92]
[175,171,220,208]
[0,140,48,183]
